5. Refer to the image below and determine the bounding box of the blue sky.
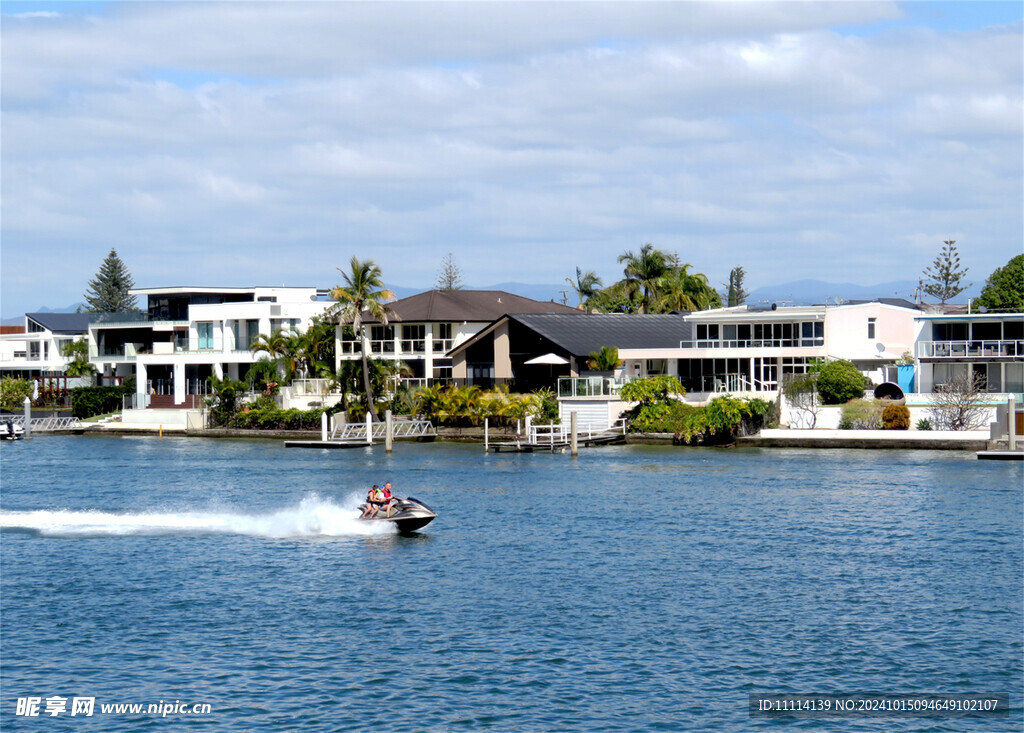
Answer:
[2,1,1021,317]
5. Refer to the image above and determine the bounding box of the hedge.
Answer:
[70,385,134,419]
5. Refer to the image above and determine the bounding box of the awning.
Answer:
[524,353,569,365]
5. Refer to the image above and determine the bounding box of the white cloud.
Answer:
[1,2,1021,316]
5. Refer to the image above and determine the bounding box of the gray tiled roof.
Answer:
[367,290,581,323]
[26,313,91,334]
[510,313,691,355]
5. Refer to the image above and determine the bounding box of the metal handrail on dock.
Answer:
[487,418,627,453]
[6,416,85,432]
[329,418,436,442]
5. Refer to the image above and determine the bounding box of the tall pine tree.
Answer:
[920,240,970,304]
[83,249,138,312]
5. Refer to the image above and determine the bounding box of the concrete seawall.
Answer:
[740,428,989,451]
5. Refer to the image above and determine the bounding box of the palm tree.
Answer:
[617,243,672,313]
[565,267,603,308]
[249,328,291,360]
[656,264,721,312]
[329,256,394,421]
[586,345,622,372]
[61,338,97,381]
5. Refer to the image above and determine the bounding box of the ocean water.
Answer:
[0,435,1021,732]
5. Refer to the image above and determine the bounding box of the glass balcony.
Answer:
[917,340,1023,358]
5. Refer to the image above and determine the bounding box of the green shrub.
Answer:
[839,399,883,430]
[0,377,34,411]
[815,360,868,405]
[881,403,911,430]
[916,418,932,431]
[70,384,134,419]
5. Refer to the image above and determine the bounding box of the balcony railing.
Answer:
[432,338,454,353]
[340,341,362,354]
[558,376,639,398]
[679,338,824,349]
[369,340,396,355]
[400,339,426,354]
[917,340,1023,359]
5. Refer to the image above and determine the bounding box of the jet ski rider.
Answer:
[362,482,398,519]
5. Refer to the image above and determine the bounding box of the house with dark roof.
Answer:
[335,290,581,386]
[0,313,90,379]
[449,313,690,391]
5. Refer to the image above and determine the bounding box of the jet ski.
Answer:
[358,496,437,534]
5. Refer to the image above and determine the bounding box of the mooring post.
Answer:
[365,411,373,445]
[23,396,31,439]
[385,409,393,453]
[525,415,532,444]
[1009,394,1017,451]
[484,417,489,453]
[321,411,328,441]
[570,410,578,457]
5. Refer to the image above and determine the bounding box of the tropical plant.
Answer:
[328,256,394,421]
[83,248,138,313]
[0,377,34,411]
[566,267,603,308]
[617,243,673,313]
[656,263,721,312]
[586,345,622,372]
[620,375,685,405]
[245,358,280,393]
[920,239,970,304]
[205,374,247,426]
[815,359,868,405]
[61,338,97,380]
[974,254,1024,313]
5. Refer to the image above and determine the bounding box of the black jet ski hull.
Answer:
[358,496,437,534]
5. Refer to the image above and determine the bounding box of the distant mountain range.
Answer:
[4,279,987,326]
[745,279,982,307]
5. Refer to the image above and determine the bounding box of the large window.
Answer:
[433,323,454,352]
[197,322,214,350]
[1005,363,1024,394]
[401,324,425,353]
[801,321,824,346]
[370,325,395,354]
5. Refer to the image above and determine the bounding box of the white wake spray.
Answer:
[0,493,395,539]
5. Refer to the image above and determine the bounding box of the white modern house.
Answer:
[914,310,1023,396]
[0,313,90,380]
[89,286,332,407]
[670,299,920,396]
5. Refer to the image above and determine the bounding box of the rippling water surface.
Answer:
[1,436,1021,731]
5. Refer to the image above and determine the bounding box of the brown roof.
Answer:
[365,290,582,323]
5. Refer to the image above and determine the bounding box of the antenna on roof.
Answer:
[558,290,569,305]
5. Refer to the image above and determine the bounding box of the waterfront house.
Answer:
[90,286,332,407]
[672,299,920,398]
[0,313,90,383]
[914,310,1023,396]
[336,289,580,388]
